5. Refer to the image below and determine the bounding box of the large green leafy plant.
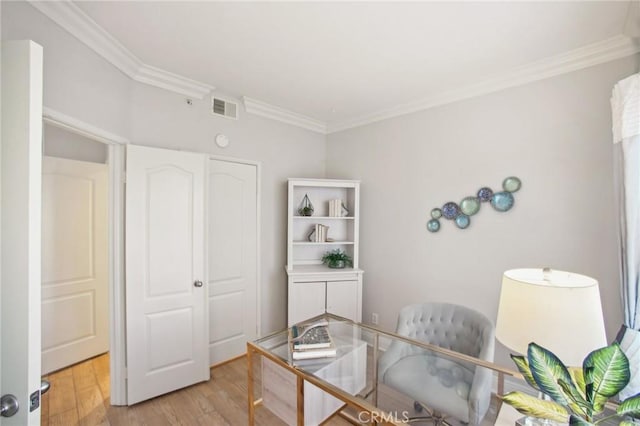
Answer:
[502,342,640,425]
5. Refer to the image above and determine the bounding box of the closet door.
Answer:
[208,159,258,365]
[125,144,209,404]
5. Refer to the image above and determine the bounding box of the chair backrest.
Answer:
[395,303,494,359]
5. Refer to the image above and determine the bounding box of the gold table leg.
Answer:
[247,344,255,425]
[297,374,304,426]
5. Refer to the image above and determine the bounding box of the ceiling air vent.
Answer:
[211,97,238,120]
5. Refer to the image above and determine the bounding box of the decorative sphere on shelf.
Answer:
[431,208,442,219]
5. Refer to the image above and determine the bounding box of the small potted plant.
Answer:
[321,249,353,269]
[297,194,314,216]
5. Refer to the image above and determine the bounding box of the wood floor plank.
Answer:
[48,374,77,415]
[72,359,98,392]
[49,408,79,426]
[76,385,109,426]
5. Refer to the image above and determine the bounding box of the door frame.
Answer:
[208,155,262,338]
[42,107,129,405]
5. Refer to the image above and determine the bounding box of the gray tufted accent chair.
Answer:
[378,303,495,425]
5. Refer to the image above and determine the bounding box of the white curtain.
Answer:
[613,72,640,329]
[612,72,640,400]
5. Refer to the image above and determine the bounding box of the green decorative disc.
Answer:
[460,196,480,216]
[431,208,442,219]
[427,219,440,232]
[502,176,522,193]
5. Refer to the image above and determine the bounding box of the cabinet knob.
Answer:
[194,280,203,288]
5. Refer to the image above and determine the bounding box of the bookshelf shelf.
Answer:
[292,241,355,246]
[293,216,355,220]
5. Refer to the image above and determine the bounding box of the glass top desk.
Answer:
[247,313,519,426]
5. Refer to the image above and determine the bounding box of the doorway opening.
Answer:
[40,124,111,423]
[40,108,128,412]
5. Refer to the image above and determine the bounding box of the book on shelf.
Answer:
[312,223,329,242]
[290,320,337,360]
[328,199,344,217]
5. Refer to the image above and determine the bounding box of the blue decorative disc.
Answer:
[427,219,440,232]
[455,214,470,229]
[460,196,480,216]
[431,208,442,219]
[491,191,515,212]
[503,176,522,193]
[442,202,460,219]
[477,187,493,202]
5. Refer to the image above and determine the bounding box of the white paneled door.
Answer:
[208,160,258,365]
[125,145,209,405]
[1,40,43,425]
[41,156,108,375]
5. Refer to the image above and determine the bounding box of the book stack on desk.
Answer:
[290,321,337,360]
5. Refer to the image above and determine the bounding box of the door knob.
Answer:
[1,394,18,417]
[41,380,50,395]
[194,280,203,288]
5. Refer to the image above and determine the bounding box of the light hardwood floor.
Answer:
[41,353,353,426]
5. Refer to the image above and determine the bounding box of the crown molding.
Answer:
[243,97,327,134]
[327,35,640,134]
[43,106,130,145]
[28,0,639,135]
[28,0,214,99]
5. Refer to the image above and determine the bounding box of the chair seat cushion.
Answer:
[382,354,474,422]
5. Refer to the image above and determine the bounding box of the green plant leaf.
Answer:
[569,414,594,425]
[501,391,569,422]
[620,421,638,426]
[528,342,573,406]
[558,379,589,416]
[569,367,587,397]
[511,354,540,391]
[583,343,630,410]
[618,394,640,417]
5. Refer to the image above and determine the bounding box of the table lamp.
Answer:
[496,268,607,367]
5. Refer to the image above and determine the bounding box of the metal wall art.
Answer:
[427,176,521,232]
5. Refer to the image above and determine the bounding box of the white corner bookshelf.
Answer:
[286,178,363,326]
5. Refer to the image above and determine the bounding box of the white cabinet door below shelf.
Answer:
[290,281,326,325]
[326,280,359,321]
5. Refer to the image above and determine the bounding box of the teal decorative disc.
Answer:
[502,176,522,193]
[460,196,480,216]
[491,191,514,212]
[431,208,442,219]
[427,219,440,232]
[455,214,470,229]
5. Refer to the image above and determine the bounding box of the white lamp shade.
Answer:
[496,268,607,367]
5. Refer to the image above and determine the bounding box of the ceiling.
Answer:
[72,1,636,132]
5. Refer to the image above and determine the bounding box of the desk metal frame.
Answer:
[247,313,520,426]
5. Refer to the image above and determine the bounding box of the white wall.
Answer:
[2,2,131,139]
[44,124,108,164]
[2,1,327,334]
[326,55,640,367]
